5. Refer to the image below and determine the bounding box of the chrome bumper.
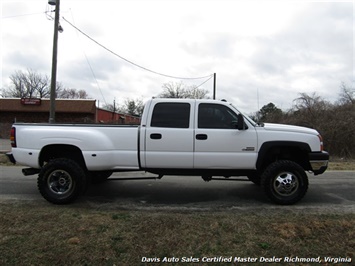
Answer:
[309,151,329,175]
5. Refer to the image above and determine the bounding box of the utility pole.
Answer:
[213,73,216,100]
[49,0,60,123]
[112,99,116,121]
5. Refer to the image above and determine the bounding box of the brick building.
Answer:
[0,98,141,138]
[96,108,141,124]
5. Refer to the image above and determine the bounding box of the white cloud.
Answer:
[1,0,353,113]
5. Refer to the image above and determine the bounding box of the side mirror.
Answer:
[237,114,245,130]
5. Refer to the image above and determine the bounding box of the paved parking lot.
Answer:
[0,165,354,213]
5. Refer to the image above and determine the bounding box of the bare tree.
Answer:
[7,70,27,98]
[3,69,50,98]
[57,88,89,99]
[1,69,90,99]
[284,90,354,158]
[159,81,186,98]
[185,85,209,99]
[159,81,209,99]
[102,98,144,116]
[338,82,354,105]
[121,98,144,116]
[34,73,50,98]
[292,92,331,128]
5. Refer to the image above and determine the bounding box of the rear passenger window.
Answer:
[151,103,190,128]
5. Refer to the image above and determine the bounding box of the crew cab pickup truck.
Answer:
[7,98,329,205]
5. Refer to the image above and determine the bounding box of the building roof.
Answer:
[0,98,96,114]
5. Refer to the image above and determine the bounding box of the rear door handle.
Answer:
[150,133,162,139]
[196,134,208,140]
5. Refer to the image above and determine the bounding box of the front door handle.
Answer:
[150,133,162,140]
[196,134,208,140]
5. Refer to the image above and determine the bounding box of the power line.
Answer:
[195,75,213,89]
[62,17,213,81]
[68,10,107,106]
[1,12,45,19]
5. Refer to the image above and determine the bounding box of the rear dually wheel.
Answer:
[38,158,87,204]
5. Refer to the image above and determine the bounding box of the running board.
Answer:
[107,177,159,181]
[106,176,250,182]
[212,177,250,181]
[22,168,40,176]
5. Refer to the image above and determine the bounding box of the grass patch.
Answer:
[0,154,13,166]
[0,202,354,265]
[328,158,355,171]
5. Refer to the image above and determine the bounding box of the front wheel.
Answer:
[38,158,87,204]
[261,160,308,205]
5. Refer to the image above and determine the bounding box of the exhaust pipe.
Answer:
[22,168,40,176]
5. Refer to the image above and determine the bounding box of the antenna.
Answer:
[257,88,260,122]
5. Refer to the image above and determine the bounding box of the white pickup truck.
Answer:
[7,98,329,205]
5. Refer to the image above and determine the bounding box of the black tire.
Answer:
[38,158,87,204]
[261,160,308,205]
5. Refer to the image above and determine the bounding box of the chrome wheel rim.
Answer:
[273,172,299,196]
[47,170,73,195]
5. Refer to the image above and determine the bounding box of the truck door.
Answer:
[194,103,258,169]
[143,101,194,168]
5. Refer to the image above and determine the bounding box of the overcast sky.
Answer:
[1,0,354,113]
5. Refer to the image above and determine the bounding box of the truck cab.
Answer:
[140,99,258,171]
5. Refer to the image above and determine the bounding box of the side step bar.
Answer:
[22,168,40,176]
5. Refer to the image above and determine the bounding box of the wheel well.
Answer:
[257,142,311,172]
[39,144,86,169]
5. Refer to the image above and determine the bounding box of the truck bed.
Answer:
[12,123,140,171]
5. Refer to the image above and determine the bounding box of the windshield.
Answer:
[229,103,258,127]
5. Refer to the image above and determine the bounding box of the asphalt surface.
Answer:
[0,166,354,213]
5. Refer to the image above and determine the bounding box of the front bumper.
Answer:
[6,152,16,164]
[309,151,329,175]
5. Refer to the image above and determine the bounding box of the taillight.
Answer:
[318,134,323,151]
[10,127,16,148]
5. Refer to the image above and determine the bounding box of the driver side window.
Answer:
[198,103,238,129]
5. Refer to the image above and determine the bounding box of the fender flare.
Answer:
[39,144,86,169]
[256,141,311,170]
